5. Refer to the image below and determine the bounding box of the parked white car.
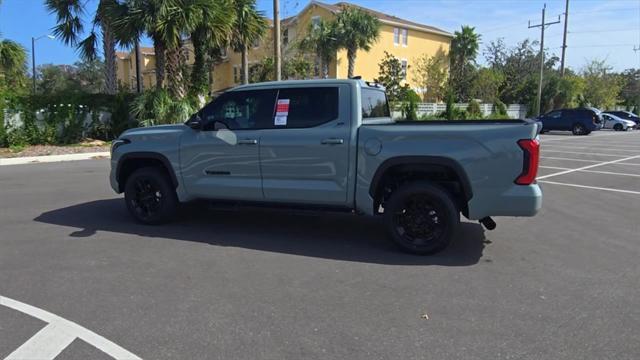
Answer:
[601,113,636,131]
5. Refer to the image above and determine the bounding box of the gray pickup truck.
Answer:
[110,79,542,254]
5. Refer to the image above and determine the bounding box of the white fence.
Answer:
[392,103,527,120]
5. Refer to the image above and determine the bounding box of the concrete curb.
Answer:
[0,152,110,166]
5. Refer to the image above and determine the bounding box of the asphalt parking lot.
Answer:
[1,129,639,360]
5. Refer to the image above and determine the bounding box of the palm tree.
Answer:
[107,0,168,90]
[231,0,268,85]
[333,6,380,78]
[0,39,27,87]
[190,0,235,95]
[450,25,480,74]
[45,0,118,94]
[299,20,337,78]
[449,25,480,100]
[111,0,220,98]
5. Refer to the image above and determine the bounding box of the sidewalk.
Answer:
[0,152,110,166]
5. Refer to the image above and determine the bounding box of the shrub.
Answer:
[467,99,482,118]
[494,99,508,116]
[400,94,418,121]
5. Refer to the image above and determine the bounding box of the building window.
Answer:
[252,37,260,48]
[394,28,408,46]
[401,59,408,80]
[311,16,321,29]
[233,66,240,83]
[220,47,228,58]
[283,29,289,46]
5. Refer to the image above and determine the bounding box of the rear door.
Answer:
[259,85,352,206]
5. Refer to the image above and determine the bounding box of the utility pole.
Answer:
[529,4,560,116]
[273,0,282,81]
[560,0,569,77]
[134,41,143,93]
[31,37,36,94]
[31,34,55,94]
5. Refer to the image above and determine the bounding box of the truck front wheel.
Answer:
[124,167,178,225]
[384,182,459,255]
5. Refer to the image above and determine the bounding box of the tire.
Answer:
[572,123,587,135]
[124,167,178,224]
[384,182,460,255]
[613,124,623,131]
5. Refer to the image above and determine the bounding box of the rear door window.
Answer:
[273,87,339,128]
[362,89,390,118]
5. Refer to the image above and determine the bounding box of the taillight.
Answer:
[515,139,540,185]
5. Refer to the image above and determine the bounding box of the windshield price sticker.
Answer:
[275,99,290,126]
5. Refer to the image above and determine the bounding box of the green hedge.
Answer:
[1,92,137,147]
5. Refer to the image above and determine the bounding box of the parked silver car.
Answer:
[602,113,636,131]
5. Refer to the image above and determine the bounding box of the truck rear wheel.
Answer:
[124,167,178,224]
[384,182,459,255]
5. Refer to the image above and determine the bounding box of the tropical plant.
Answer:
[45,0,118,94]
[449,25,480,101]
[113,0,235,99]
[190,2,235,95]
[0,38,27,88]
[130,88,196,126]
[231,0,268,85]
[333,5,380,78]
[298,20,337,78]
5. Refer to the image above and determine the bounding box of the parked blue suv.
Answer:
[538,108,602,135]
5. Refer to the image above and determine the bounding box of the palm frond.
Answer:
[77,32,98,61]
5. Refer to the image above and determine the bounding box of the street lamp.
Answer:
[31,34,55,94]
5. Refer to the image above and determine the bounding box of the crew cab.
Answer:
[110,79,542,254]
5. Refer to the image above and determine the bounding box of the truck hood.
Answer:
[120,124,188,138]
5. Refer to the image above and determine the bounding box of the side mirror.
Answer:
[188,114,202,130]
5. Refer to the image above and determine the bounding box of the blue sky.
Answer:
[1,0,639,71]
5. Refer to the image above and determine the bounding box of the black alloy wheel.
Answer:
[384,182,459,255]
[124,167,177,224]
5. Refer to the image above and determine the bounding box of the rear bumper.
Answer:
[467,184,542,220]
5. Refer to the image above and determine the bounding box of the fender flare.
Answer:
[368,156,473,201]
[116,152,179,190]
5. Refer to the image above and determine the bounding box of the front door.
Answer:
[259,85,352,206]
[180,89,277,200]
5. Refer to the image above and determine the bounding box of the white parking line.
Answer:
[541,150,630,157]
[617,162,640,166]
[541,156,602,163]
[539,166,640,178]
[538,154,640,180]
[539,180,640,195]
[543,144,640,152]
[1,295,141,360]
[541,132,639,142]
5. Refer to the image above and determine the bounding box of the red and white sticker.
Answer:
[275,99,290,126]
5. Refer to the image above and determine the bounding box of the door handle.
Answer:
[238,139,258,145]
[321,138,344,145]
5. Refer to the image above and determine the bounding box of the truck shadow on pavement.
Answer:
[34,199,489,266]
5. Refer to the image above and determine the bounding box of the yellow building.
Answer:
[115,1,452,94]
[116,47,157,91]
